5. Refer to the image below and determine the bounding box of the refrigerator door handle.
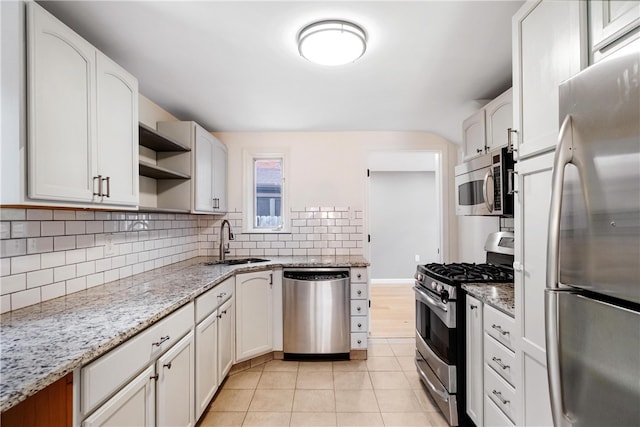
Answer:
[546,114,574,291]
[545,114,575,427]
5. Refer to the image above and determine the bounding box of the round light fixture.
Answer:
[297,20,367,66]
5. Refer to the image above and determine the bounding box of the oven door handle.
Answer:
[413,286,448,313]
[415,359,450,402]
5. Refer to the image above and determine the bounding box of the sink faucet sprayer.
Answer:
[219,220,234,262]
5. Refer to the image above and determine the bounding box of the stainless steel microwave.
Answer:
[454,147,515,216]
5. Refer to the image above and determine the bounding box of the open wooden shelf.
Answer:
[139,122,190,152]
[139,160,190,180]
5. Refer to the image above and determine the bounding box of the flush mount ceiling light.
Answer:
[297,20,367,66]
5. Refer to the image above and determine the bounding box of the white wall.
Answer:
[370,171,438,279]
[456,215,499,263]
[214,131,460,263]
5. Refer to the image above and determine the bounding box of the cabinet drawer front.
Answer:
[351,268,368,283]
[81,302,194,415]
[350,283,367,300]
[484,394,515,427]
[195,277,234,323]
[351,333,367,349]
[484,365,517,423]
[350,300,369,317]
[350,316,368,332]
[483,305,516,351]
[485,334,518,388]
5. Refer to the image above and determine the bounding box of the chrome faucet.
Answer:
[219,219,234,262]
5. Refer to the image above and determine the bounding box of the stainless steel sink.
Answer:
[205,258,270,266]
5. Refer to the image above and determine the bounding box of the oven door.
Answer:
[414,284,457,392]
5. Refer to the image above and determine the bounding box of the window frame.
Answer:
[242,149,289,234]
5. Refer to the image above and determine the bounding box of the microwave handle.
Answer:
[483,169,494,212]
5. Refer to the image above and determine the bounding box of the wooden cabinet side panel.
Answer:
[1,373,73,427]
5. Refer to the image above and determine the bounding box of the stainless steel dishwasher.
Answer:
[283,268,350,359]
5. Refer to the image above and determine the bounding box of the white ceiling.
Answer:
[41,1,524,144]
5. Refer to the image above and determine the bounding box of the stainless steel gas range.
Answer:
[414,232,514,426]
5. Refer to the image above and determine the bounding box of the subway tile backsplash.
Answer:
[0,206,365,313]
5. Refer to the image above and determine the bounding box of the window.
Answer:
[243,150,288,233]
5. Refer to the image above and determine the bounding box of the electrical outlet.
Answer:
[104,234,116,256]
[415,254,420,262]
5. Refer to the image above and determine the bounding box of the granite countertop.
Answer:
[0,255,368,412]
[462,282,515,317]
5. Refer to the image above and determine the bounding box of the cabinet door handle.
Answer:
[507,169,518,195]
[217,314,223,319]
[470,304,478,310]
[163,362,172,369]
[218,292,227,298]
[491,356,510,370]
[93,175,103,197]
[102,176,110,198]
[150,374,159,381]
[152,335,170,347]
[492,390,510,405]
[491,324,509,335]
[476,148,483,153]
[269,273,273,286]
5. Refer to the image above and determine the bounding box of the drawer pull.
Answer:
[491,324,510,335]
[217,314,223,319]
[492,390,510,405]
[470,304,478,310]
[150,374,159,381]
[491,356,510,370]
[163,362,172,370]
[357,339,362,344]
[356,306,361,312]
[152,336,170,347]
[357,290,362,295]
[357,323,362,328]
[222,310,227,315]
[218,292,227,298]
[357,273,362,279]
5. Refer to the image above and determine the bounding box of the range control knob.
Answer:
[431,281,438,291]
[436,283,444,293]
[441,290,450,304]
[416,273,424,281]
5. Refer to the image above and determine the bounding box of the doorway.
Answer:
[367,151,442,338]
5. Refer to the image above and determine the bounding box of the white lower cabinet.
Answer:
[82,365,155,427]
[217,297,235,380]
[350,267,369,350]
[194,312,218,420]
[466,295,484,427]
[235,270,273,361]
[156,332,194,427]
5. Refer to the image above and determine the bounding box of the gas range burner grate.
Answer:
[421,262,514,285]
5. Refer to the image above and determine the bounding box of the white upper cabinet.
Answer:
[28,2,96,203]
[96,53,139,206]
[157,121,228,214]
[484,88,513,153]
[27,2,139,207]
[590,0,640,62]
[462,109,487,161]
[461,88,512,161]
[512,0,586,160]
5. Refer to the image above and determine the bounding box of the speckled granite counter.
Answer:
[0,255,368,412]
[462,283,515,317]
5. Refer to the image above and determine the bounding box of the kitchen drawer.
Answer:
[484,364,517,423]
[485,333,518,388]
[351,268,368,283]
[81,302,194,415]
[483,304,516,351]
[351,332,367,349]
[484,394,515,427]
[350,316,368,333]
[195,277,234,323]
[350,300,368,317]
[350,283,367,300]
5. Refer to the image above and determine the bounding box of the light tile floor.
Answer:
[197,338,449,427]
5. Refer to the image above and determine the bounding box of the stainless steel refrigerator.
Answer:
[545,41,640,427]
